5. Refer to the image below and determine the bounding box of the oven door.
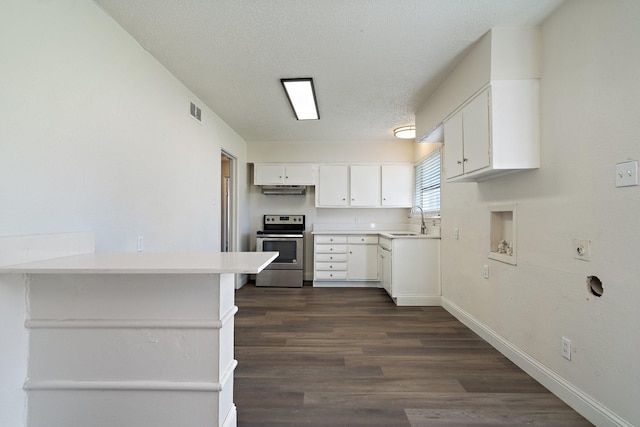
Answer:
[256,235,303,270]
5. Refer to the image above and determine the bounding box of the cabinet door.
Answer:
[443,111,464,179]
[347,244,378,280]
[350,165,380,206]
[254,164,285,185]
[284,164,316,185]
[381,165,413,207]
[462,89,491,174]
[379,248,392,295]
[317,165,349,206]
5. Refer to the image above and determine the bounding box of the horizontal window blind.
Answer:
[414,150,441,216]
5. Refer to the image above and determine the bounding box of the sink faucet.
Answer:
[408,206,427,234]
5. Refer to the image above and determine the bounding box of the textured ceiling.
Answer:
[93,0,564,143]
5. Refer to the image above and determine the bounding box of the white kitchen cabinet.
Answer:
[381,165,413,207]
[379,242,392,295]
[350,165,380,207]
[316,163,412,208]
[317,165,349,206]
[443,80,539,182]
[346,235,379,280]
[313,234,378,285]
[254,163,317,185]
[313,235,348,280]
[378,236,440,306]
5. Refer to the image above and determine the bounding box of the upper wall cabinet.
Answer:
[316,164,413,208]
[415,27,541,143]
[443,79,539,182]
[254,163,317,185]
[350,165,381,207]
[381,165,414,207]
[317,165,349,206]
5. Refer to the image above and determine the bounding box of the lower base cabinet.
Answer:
[314,234,379,286]
[378,237,440,306]
[313,233,441,305]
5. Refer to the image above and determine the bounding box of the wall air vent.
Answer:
[190,102,202,122]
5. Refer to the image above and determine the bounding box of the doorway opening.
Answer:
[221,151,236,253]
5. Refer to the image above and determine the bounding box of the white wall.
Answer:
[248,141,416,279]
[0,232,95,427]
[438,1,640,425]
[0,0,250,254]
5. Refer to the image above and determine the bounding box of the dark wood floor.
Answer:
[234,284,591,427]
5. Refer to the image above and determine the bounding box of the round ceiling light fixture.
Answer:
[393,125,416,139]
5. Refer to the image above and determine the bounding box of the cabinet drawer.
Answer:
[315,244,347,254]
[315,235,347,244]
[347,235,378,244]
[315,253,348,262]
[315,270,348,280]
[315,262,347,271]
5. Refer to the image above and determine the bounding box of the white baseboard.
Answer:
[394,295,441,306]
[312,280,381,288]
[441,297,632,427]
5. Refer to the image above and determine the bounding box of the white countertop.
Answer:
[312,230,440,239]
[0,252,279,274]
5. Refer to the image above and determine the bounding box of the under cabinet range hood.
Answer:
[261,185,307,195]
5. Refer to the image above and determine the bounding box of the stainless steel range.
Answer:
[255,215,305,287]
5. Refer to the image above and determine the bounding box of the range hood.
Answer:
[261,185,307,195]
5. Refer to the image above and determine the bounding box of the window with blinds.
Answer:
[414,149,441,216]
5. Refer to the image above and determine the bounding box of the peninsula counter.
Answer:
[0,251,278,427]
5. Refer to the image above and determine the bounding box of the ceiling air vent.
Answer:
[190,102,202,122]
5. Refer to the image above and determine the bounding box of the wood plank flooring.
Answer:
[234,284,591,427]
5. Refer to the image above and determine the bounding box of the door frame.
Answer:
[220,150,238,253]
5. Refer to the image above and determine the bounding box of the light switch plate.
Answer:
[615,160,638,187]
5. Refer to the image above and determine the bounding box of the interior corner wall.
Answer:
[0,0,249,253]
[414,142,442,163]
[439,1,640,425]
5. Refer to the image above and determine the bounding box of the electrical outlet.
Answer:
[137,236,144,252]
[483,265,489,279]
[561,337,571,360]
[454,228,459,240]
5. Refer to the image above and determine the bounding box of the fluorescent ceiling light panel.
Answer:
[281,78,319,120]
